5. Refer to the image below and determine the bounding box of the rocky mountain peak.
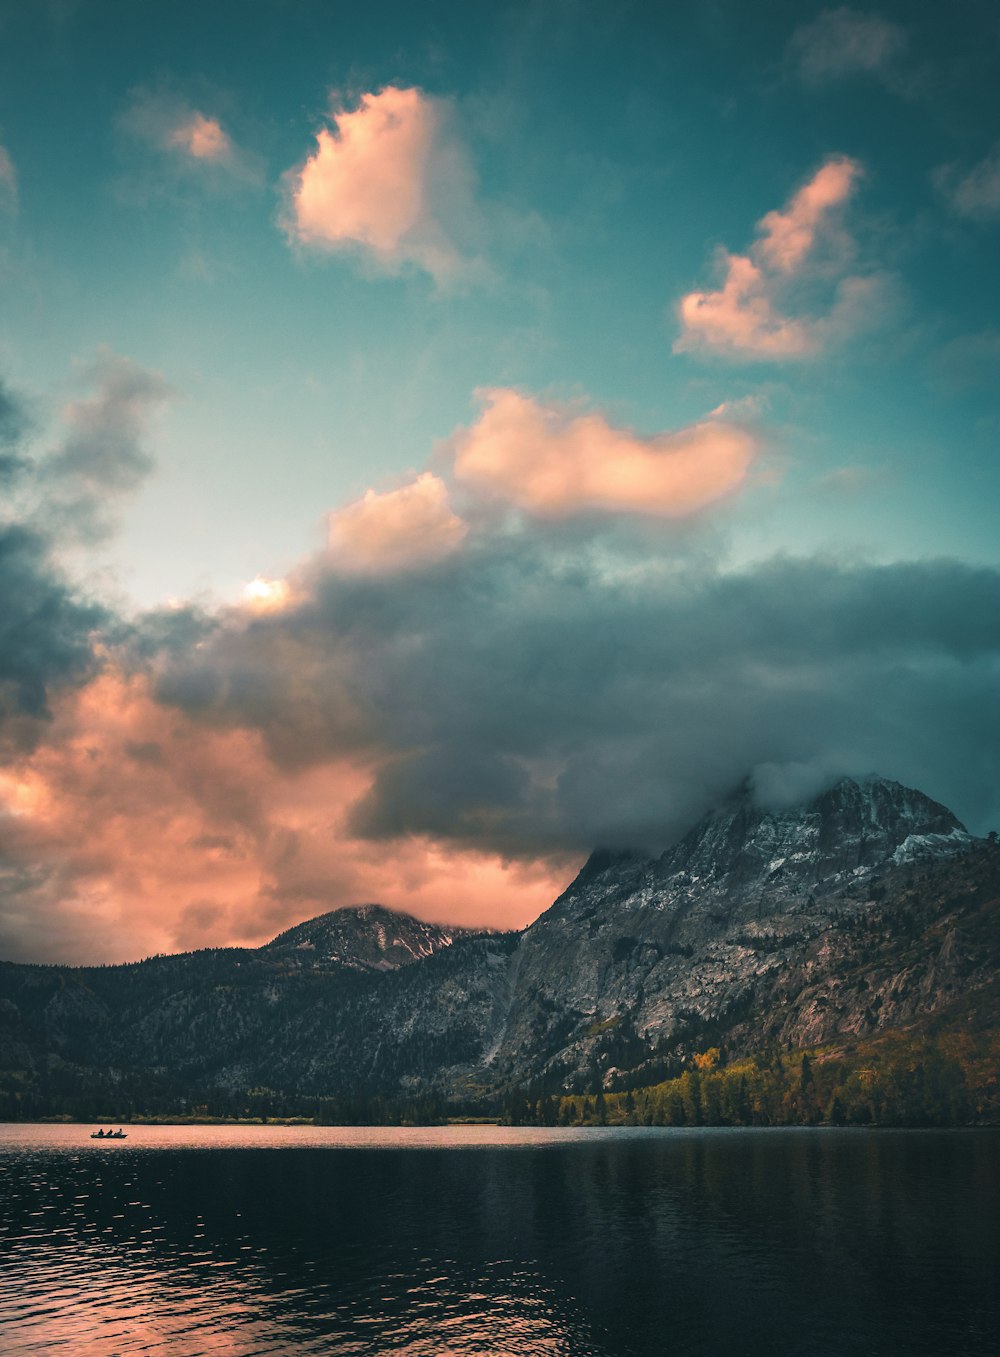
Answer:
[262,904,475,972]
[663,773,969,889]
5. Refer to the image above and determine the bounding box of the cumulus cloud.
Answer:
[675,156,883,361]
[756,157,861,273]
[935,145,1000,221]
[788,7,907,85]
[451,389,757,517]
[284,86,480,283]
[118,87,262,189]
[326,473,468,572]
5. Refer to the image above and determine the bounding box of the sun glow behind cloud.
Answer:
[243,576,293,611]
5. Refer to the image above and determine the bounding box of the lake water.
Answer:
[0,1124,997,1356]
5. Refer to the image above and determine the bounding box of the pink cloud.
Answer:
[326,472,468,573]
[285,86,478,282]
[118,88,261,188]
[675,156,876,361]
[677,254,817,360]
[168,112,231,161]
[451,389,757,518]
[757,156,861,273]
[0,670,570,963]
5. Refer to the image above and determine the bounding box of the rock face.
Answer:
[0,776,994,1111]
[494,776,975,1085]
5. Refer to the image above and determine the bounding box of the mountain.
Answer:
[495,775,977,1085]
[0,775,996,1124]
[262,904,477,972]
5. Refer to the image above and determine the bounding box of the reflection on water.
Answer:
[1,1125,997,1356]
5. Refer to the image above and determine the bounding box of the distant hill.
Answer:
[0,776,996,1125]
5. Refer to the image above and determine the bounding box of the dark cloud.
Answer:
[41,352,173,544]
[0,524,105,726]
[150,533,1000,852]
[0,378,110,751]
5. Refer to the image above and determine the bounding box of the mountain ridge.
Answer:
[0,773,995,1123]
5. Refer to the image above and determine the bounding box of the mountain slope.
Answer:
[492,776,977,1085]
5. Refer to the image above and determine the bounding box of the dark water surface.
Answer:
[0,1124,997,1356]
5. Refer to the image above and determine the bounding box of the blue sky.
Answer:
[0,1,999,961]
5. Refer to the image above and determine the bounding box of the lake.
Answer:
[0,1124,997,1355]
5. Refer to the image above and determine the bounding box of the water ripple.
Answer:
[1,1125,997,1355]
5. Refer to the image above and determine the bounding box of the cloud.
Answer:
[3,492,1000,961]
[146,532,1000,863]
[0,667,568,963]
[326,473,468,573]
[2,372,1000,965]
[0,383,109,758]
[935,146,1000,221]
[168,112,232,162]
[756,156,861,273]
[0,360,165,763]
[788,7,907,85]
[451,389,758,517]
[42,351,173,544]
[284,86,480,283]
[933,328,1000,389]
[0,524,106,747]
[675,156,883,361]
[0,142,17,207]
[118,88,262,190]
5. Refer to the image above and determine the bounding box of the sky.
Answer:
[0,0,998,963]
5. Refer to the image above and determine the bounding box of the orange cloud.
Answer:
[118,89,261,189]
[168,112,231,161]
[675,156,874,361]
[451,389,757,517]
[326,473,468,572]
[286,86,477,282]
[757,156,860,273]
[0,669,568,963]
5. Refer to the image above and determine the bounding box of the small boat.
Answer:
[90,1130,128,1139]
